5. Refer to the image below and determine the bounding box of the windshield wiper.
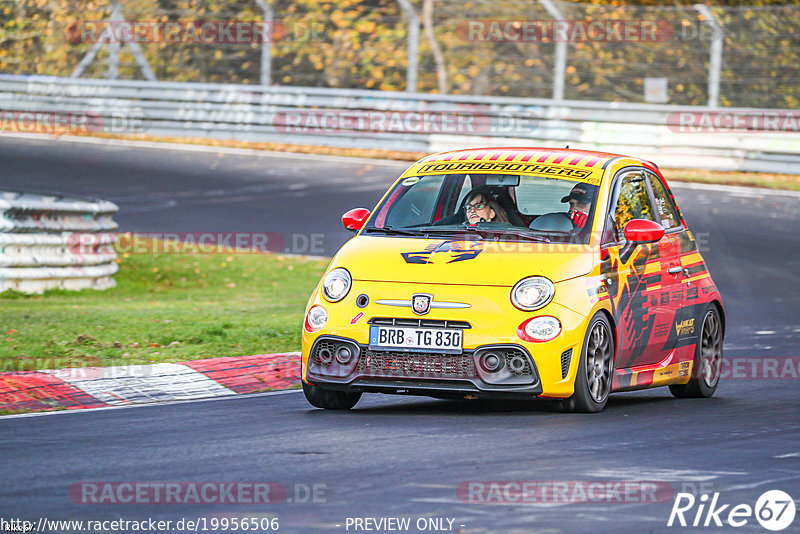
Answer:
[418,226,549,243]
[363,226,427,237]
[410,226,484,240]
[474,228,551,243]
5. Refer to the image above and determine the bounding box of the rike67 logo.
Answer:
[668,490,795,531]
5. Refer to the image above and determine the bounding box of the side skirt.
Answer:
[611,344,695,393]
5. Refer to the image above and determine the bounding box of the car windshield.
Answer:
[365,173,600,244]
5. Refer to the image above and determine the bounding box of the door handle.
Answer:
[668,266,682,275]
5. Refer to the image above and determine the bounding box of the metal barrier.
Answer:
[0,190,119,293]
[0,74,799,174]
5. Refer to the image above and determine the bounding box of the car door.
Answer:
[644,171,688,363]
[600,169,677,369]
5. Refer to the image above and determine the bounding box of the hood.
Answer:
[331,235,595,286]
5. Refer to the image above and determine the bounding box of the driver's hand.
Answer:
[569,210,588,229]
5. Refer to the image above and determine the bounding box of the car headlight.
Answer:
[511,276,555,311]
[322,268,352,302]
[518,316,562,342]
[305,305,328,332]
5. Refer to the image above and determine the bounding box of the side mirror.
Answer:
[623,219,665,244]
[342,208,371,232]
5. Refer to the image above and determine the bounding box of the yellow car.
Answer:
[301,147,724,412]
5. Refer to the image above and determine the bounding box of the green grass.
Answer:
[0,242,326,371]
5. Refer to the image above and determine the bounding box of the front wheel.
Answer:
[670,304,723,398]
[302,381,361,410]
[560,312,615,413]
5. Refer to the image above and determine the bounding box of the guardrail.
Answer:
[0,74,798,174]
[0,190,119,293]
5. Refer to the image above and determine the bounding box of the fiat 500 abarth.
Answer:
[301,147,724,412]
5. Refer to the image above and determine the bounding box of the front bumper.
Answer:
[302,279,595,398]
[304,335,544,399]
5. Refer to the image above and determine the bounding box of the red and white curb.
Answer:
[0,352,300,414]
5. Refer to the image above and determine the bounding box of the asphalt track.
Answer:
[1,136,800,533]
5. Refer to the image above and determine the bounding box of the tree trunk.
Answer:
[422,0,448,94]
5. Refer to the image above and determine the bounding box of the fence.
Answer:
[0,190,119,293]
[1,73,799,175]
[1,1,799,109]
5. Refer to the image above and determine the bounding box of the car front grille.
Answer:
[357,349,476,380]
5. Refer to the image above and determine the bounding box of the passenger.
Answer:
[561,184,593,230]
[463,189,509,224]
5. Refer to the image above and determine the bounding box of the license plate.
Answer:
[369,325,463,354]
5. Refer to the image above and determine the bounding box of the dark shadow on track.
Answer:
[298,392,697,416]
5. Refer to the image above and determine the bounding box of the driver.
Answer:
[561,184,593,230]
[464,189,509,224]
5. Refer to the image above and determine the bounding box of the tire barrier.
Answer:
[0,190,119,293]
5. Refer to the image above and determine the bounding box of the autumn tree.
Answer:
[0,0,797,107]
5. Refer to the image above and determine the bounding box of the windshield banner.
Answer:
[401,160,603,185]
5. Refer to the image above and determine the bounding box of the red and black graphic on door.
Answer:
[601,243,661,369]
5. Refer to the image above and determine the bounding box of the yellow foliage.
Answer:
[0,0,794,107]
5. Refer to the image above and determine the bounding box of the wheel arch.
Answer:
[597,308,618,363]
[710,299,725,335]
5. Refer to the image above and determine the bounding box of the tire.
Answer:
[670,304,723,399]
[302,381,361,410]
[561,312,615,413]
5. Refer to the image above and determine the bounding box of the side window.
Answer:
[647,174,681,230]
[607,171,655,243]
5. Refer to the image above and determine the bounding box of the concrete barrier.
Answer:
[1,74,799,174]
